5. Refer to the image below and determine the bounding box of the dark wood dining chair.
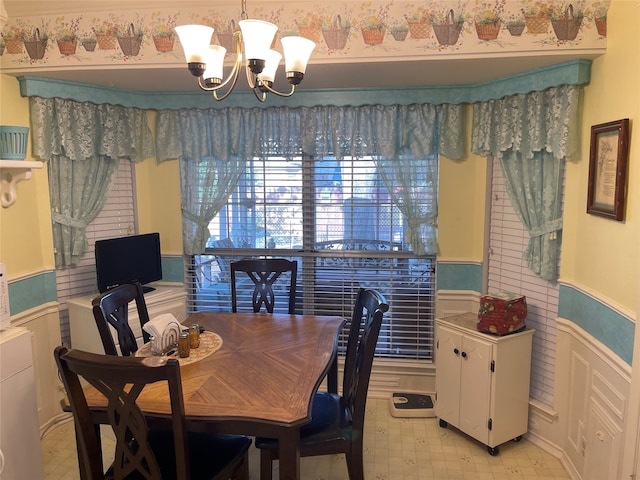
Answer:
[91,282,150,356]
[230,258,297,314]
[255,287,389,480]
[54,346,252,480]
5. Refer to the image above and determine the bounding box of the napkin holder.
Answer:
[160,322,181,352]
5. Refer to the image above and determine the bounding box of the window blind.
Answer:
[185,155,436,360]
[487,156,562,406]
[56,160,136,346]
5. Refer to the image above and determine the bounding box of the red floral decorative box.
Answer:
[477,292,527,335]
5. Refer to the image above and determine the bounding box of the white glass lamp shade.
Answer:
[281,36,316,74]
[238,19,278,61]
[175,25,214,63]
[202,45,227,81]
[258,50,283,83]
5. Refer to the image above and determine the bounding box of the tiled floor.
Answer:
[42,398,570,480]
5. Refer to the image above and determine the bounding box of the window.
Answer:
[55,160,136,346]
[488,156,561,406]
[186,154,436,360]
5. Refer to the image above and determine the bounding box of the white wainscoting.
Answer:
[549,318,631,480]
[8,302,65,434]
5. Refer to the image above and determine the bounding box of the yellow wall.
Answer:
[561,0,639,314]
[134,111,183,256]
[438,106,488,262]
[0,75,55,279]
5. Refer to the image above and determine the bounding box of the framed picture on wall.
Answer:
[586,118,630,221]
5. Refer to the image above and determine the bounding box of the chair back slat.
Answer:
[230,258,298,314]
[92,282,151,356]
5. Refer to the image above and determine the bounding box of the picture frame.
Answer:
[586,118,630,221]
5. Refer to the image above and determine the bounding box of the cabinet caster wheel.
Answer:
[513,436,522,442]
[439,419,448,428]
[488,446,499,456]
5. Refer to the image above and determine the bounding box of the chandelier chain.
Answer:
[240,0,249,20]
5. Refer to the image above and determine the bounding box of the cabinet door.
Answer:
[435,324,463,423]
[458,335,493,444]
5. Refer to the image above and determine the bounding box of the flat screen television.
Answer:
[95,233,162,293]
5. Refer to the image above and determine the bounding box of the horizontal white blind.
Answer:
[186,155,436,360]
[488,156,562,406]
[56,159,136,346]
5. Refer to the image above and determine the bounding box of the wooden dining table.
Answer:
[78,311,346,480]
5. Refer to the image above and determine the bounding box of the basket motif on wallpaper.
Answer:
[550,4,583,41]
[3,37,24,54]
[81,39,97,51]
[214,20,236,53]
[95,33,116,50]
[507,23,526,36]
[360,26,385,45]
[298,25,322,44]
[57,39,77,55]
[524,14,550,34]
[432,9,463,45]
[475,21,501,40]
[117,23,143,56]
[407,20,431,39]
[24,28,47,60]
[321,15,350,50]
[152,34,174,52]
[594,18,606,36]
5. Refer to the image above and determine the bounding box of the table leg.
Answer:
[327,355,338,394]
[277,427,300,480]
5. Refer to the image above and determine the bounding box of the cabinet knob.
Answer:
[461,351,467,358]
[453,348,459,355]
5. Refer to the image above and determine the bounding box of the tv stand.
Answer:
[142,285,156,293]
[67,285,187,354]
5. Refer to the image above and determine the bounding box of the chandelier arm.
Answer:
[251,87,267,102]
[256,81,296,98]
[212,68,241,101]
[245,64,258,90]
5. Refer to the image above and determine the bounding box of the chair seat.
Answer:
[105,431,251,480]
[145,432,251,480]
[255,392,350,449]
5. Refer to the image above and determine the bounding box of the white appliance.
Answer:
[0,327,44,479]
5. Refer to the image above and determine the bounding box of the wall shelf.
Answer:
[0,160,43,208]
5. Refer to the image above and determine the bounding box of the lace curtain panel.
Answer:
[471,84,581,280]
[29,97,154,266]
[155,103,464,254]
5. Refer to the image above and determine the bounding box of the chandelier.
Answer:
[175,0,316,102]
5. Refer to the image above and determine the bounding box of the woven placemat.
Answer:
[136,331,222,366]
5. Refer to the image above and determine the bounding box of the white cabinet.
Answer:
[434,312,534,455]
[0,327,44,479]
[67,285,187,354]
